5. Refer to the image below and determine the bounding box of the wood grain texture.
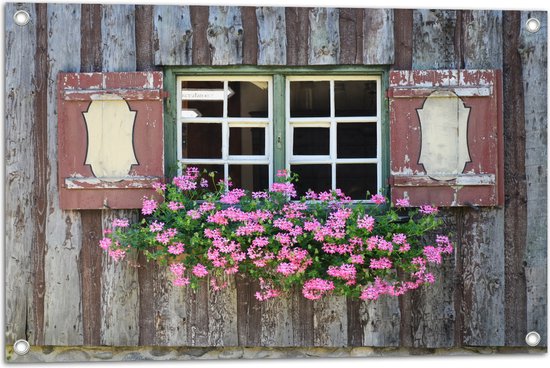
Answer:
[208,278,238,346]
[392,9,413,69]
[135,5,154,71]
[412,9,458,69]
[462,10,503,69]
[236,276,261,346]
[153,270,188,346]
[80,4,102,72]
[4,2,37,345]
[261,293,293,346]
[314,296,347,347]
[346,298,363,346]
[291,288,314,346]
[100,5,141,346]
[186,280,210,346]
[190,6,210,65]
[285,7,309,65]
[363,9,394,65]
[153,5,192,66]
[241,7,258,65]
[338,8,363,65]
[207,6,243,65]
[257,7,287,65]
[43,3,84,346]
[308,8,339,65]
[360,296,400,346]
[520,10,548,347]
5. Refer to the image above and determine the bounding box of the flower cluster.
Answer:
[100,166,452,301]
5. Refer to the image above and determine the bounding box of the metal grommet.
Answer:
[13,10,31,26]
[13,339,30,355]
[525,331,541,347]
[526,18,541,33]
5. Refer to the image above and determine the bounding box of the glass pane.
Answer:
[336,164,377,200]
[188,164,224,191]
[290,165,332,196]
[229,127,265,155]
[181,80,224,118]
[290,81,330,117]
[228,81,269,118]
[182,123,222,159]
[335,80,377,117]
[229,165,269,192]
[337,123,377,158]
[293,127,329,155]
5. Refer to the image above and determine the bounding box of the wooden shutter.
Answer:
[388,69,503,207]
[58,71,165,209]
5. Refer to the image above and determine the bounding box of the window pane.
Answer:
[336,164,377,200]
[290,81,330,117]
[293,127,329,155]
[291,165,332,196]
[335,80,377,117]
[181,81,223,118]
[337,123,377,158]
[229,165,269,192]
[228,81,269,118]
[190,164,224,191]
[182,123,222,159]
[229,127,265,155]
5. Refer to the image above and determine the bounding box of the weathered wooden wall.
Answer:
[4,3,547,350]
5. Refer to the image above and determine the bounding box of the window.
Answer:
[174,70,384,200]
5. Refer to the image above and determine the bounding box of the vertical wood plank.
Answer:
[208,278,238,346]
[4,2,37,345]
[460,10,506,347]
[135,5,154,71]
[363,9,394,65]
[412,9,458,69]
[79,3,104,347]
[291,288,314,346]
[187,280,210,346]
[242,7,258,65]
[190,6,210,65]
[257,7,287,65]
[153,5,192,66]
[314,296,347,347]
[308,8,340,65]
[30,2,48,347]
[285,7,309,65]
[153,270,188,346]
[360,297,400,346]
[393,9,413,69]
[207,6,243,65]
[261,294,293,346]
[43,3,84,346]
[100,4,140,346]
[346,298,363,346]
[520,10,548,347]
[236,276,261,346]
[338,8,363,65]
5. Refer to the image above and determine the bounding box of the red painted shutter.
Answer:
[388,69,503,207]
[58,71,165,209]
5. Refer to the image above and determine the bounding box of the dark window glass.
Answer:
[334,81,377,117]
[228,81,269,118]
[337,123,377,158]
[336,164,377,200]
[229,165,269,192]
[290,81,330,117]
[290,165,332,196]
[181,81,224,118]
[182,123,222,159]
[293,127,330,155]
[229,127,265,155]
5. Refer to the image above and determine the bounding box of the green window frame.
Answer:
[163,66,390,199]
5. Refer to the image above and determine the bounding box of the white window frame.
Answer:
[177,75,273,186]
[285,75,382,198]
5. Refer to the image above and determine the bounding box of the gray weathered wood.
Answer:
[412,9,458,69]
[153,5,192,66]
[257,7,287,65]
[4,3,37,345]
[153,269,188,346]
[308,8,339,65]
[261,293,293,346]
[43,3,84,346]
[207,6,243,65]
[520,10,548,347]
[208,277,238,346]
[102,4,137,72]
[314,295,347,347]
[363,9,394,65]
[100,210,140,346]
[338,8,363,65]
[361,296,400,346]
[186,280,210,346]
[462,10,503,69]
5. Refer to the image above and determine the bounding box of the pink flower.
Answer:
[108,248,126,262]
[99,237,112,250]
[370,194,386,205]
[173,277,190,287]
[167,201,185,211]
[168,242,185,255]
[220,189,247,204]
[302,278,335,300]
[169,263,185,277]
[327,264,357,281]
[357,215,375,232]
[200,178,209,188]
[187,210,201,219]
[142,198,158,215]
[192,264,208,278]
[369,257,393,269]
[112,218,129,228]
[350,254,364,264]
[276,169,288,178]
[270,182,297,197]
[395,198,410,208]
[419,205,438,215]
[149,221,164,232]
[423,246,442,264]
[152,182,166,191]
[392,233,407,245]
